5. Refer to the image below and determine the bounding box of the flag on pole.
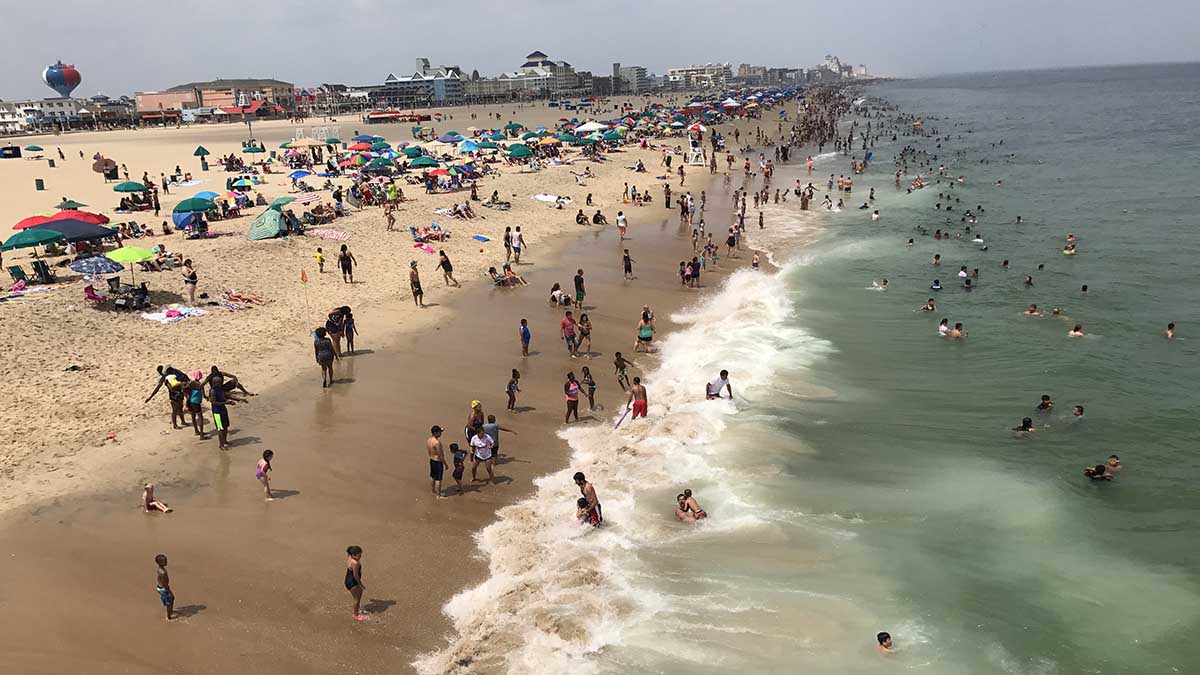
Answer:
[300,269,308,284]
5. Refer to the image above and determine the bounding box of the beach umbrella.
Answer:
[31,219,116,243]
[555,133,576,142]
[428,168,449,177]
[401,146,423,158]
[50,210,109,225]
[348,142,372,151]
[25,145,44,152]
[193,146,210,156]
[352,134,375,142]
[268,196,296,211]
[242,146,265,153]
[366,157,394,168]
[477,141,499,150]
[106,246,155,263]
[231,178,254,188]
[193,191,220,200]
[288,170,313,180]
[508,144,533,159]
[68,256,124,276]
[670,121,685,127]
[459,141,479,153]
[370,141,392,151]
[325,137,341,145]
[489,131,506,141]
[409,156,439,168]
[173,197,214,214]
[687,123,707,132]
[574,137,598,145]
[278,142,291,149]
[601,131,623,141]
[105,245,156,283]
[13,215,54,230]
[539,137,561,146]
[172,212,201,229]
[113,181,147,192]
[436,133,462,143]
[503,122,524,131]
[575,121,607,133]
[379,150,400,160]
[2,228,64,253]
[54,199,88,210]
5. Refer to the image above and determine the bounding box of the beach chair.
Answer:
[106,276,127,296]
[84,285,107,307]
[7,265,29,284]
[31,260,57,284]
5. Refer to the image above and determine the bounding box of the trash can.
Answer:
[201,157,209,172]
[35,178,45,191]
[48,159,56,168]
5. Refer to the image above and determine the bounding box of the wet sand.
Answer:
[0,157,749,673]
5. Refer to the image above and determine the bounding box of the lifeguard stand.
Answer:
[686,146,706,166]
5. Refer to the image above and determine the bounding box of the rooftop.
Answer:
[167,78,294,92]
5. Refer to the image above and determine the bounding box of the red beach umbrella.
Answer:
[50,209,110,225]
[348,142,372,151]
[13,215,53,230]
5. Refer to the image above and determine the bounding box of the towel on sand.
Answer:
[140,307,208,324]
[308,228,352,241]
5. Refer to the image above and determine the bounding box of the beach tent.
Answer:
[247,209,287,241]
[575,121,607,133]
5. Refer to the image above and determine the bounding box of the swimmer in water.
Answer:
[938,318,950,336]
[1001,259,1010,269]
[1037,394,1054,412]
[950,322,966,338]
[958,265,968,279]
[919,298,936,312]
[1024,275,1034,287]
[963,278,973,291]
[931,254,941,265]
[907,238,914,246]
[930,279,942,291]
[1069,324,1085,337]
[879,278,888,290]
[1024,304,1042,316]
[1073,405,1085,417]
[1084,464,1113,481]
[1013,417,1037,433]
[877,632,893,654]
[1166,322,1175,339]
[1107,454,1121,472]
[1081,284,1088,294]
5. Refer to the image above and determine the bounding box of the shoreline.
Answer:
[0,126,749,672]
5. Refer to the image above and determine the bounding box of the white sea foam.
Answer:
[414,266,835,674]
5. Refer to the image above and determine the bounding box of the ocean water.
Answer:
[418,64,1200,674]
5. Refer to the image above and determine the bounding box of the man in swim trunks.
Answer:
[627,377,648,419]
[560,310,579,357]
[208,375,233,451]
[427,425,446,498]
[155,554,174,621]
[574,471,602,525]
[573,268,586,309]
[409,261,424,307]
[706,370,732,400]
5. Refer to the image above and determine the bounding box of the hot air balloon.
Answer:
[43,61,82,98]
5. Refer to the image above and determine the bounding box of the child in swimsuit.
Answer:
[450,443,465,492]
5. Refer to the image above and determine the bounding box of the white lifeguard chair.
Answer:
[686,147,705,166]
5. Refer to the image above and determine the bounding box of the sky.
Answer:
[2,0,1198,99]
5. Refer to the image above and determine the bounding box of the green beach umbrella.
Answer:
[113,181,148,193]
[54,199,88,210]
[325,138,340,145]
[503,122,524,130]
[402,147,423,158]
[242,146,265,154]
[601,131,623,141]
[508,144,533,159]
[193,146,210,157]
[366,157,394,168]
[489,131,506,141]
[24,145,43,152]
[409,156,439,168]
[106,246,156,264]
[555,133,576,142]
[268,196,296,211]
[574,137,598,145]
[520,131,539,140]
[173,197,215,214]
[279,142,292,149]
[477,141,499,150]
[370,141,391,151]
[2,228,64,252]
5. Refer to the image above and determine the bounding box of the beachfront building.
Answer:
[462,51,589,103]
[356,62,466,108]
[0,102,29,133]
[137,78,295,114]
[612,63,650,94]
[666,63,732,90]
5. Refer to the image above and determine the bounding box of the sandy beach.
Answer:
[0,97,688,508]
[0,98,771,673]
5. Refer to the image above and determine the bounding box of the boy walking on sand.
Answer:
[623,249,635,280]
[315,247,325,273]
[155,554,174,620]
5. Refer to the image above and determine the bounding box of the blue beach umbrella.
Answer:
[193,191,220,200]
[68,256,125,276]
[352,134,375,142]
[172,212,201,230]
[288,170,313,180]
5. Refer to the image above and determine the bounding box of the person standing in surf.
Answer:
[574,472,602,526]
[627,377,648,419]
[345,545,367,620]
